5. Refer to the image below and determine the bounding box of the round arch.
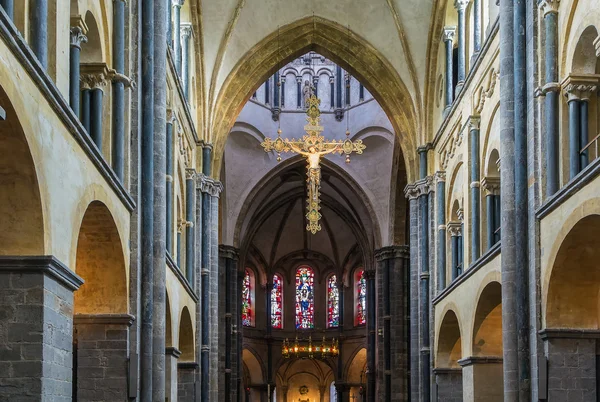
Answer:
[210,16,418,183]
[179,306,195,361]
[471,281,502,357]
[436,308,462,368]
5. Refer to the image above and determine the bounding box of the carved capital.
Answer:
[296,76,303,83]
[468,116,481,131]
[80,63,111,90]
[177,219,186,233]
[181,23,192,39]
[197,174,223,197]
[219,245,239,261]
[457,208,464,222]
[455,0,470,11]
[185,168,196,180]
[404,176,434,199]
[481,176,500,195]
[435,171,446,184]
[404,183,420,200]
[442,26,456,42]
[375,245,409,261]
[562,74,600,101]
[538,0,560,16]
[447,222,462,237]
[166,108,177,124]
[69,26,87,49]
[172,0,184,7]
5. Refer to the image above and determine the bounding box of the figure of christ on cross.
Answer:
[261,95,366,234]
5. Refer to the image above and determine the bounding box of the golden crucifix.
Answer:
[261,95,366,234]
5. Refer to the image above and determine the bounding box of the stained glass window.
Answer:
[355,269,366,326]
[271,274,283,329]
[295,266,315,329]
[242,269,254,327]
[327,275,339,328]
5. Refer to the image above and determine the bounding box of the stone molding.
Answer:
[0,255,84,291]
[165,347,182,358]
[442,26,456,42]
[404,176,434,199]
[457,207,464,221]
[197,173,223,197]
[539,328,600,340]
[561,74,600,101]
[458,356,503,367]
[73,313,135,326]
[69,26,87,49]
[481,176,500,195]
[219,244,240,261]
[468,115,480,131]
[432,367,462,374]
[474,68,498,114]
[447,222,462,237]
[374,245,409,261]
[166,252,199,302]
[538,0,560,16]
[172,0,185,7]
[178,362,199,370]
[80,62,111,90]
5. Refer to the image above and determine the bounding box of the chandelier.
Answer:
[281,336,339,359]
[261,94,366,233]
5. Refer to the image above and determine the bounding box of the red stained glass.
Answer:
[295,266,315,329]
[327,275,339,328]
[271,274,283,329]
[355,269,366,326]
[242,269,253,327]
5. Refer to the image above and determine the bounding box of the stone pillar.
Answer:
[365,267,377,402]
[112,0,128,182]
[454,0,469,94]
[433,368,463,402]
[69,27,87,119]
[443,27,456,113]
[567,95,581,179]
[435,172,446,292]
[177,221,183,267]
[73,314,134,401]
[469,117,481,262]
[481,177,500,250]
[448,222,461,280]
[89,76,107,150]
[178,362,198,400]
[181,23,192,100]
[265,76,270,105]
[330,76,335,109]
[359,83,365,101]
[166,347,181,402]
[297,76,303,109]
[335,65,344,121]
[81,84,92,133]
[580,98,589,170]
[220,246,239,402]
[0,0,13,20]
[345,73,351,106]
[272,72,281,121]
[166,110,175,255]
[186,169,196,284]
[458,356,503,401]
[0,257,83,401]
[281,77,286,108]
[540,329,599,401]
[30,0,48,68]
[167,0,173,48]
[473,0,482,53]
[539,0,560,196]
[172,0,183,74]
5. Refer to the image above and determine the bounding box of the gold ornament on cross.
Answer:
[261,94,366,234]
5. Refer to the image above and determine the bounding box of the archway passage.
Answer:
[242,348,265,401]
[73,201,130,401]
[276,358,334,402]
[543,215,600,400]
[435,310,463,402]
[178,307,197,400]
[346,347,367,400]
[0,85,44,255]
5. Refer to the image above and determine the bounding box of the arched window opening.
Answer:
[295,266,315,329]
[271,274,283,329]
[327,275,340,328]
[242,269,255,327]
[355,269,367,326]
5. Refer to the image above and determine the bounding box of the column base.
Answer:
[0,256,83,402]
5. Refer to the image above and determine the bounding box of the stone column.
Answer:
[473,0,482,53]
[81,83,92,133]
[455,0,469,94]
[539,0,560,196]
[0,0,13,20]
[580,97,589,170]
[448,222,461,280]
[220,246,239,402]
[458,356,503,401]
[359,83,365,101]
[73,314,134,401]
[265,76,270,105]
[177,220,184,267]
[0,257,83,401]
[166,110,175,255]
[178,362,198,400]
[167,0,173,48]
[335,65,344,121]
[567,94,581,179]
[112,0,128,182]
[433,368,463,402]
[30,0,48,68]
[166,347,181,402]
[181,23,192,100]
[89,75,107,150]
[272,71,281,121]
[443,27,456,113]
[469,117,481,262]
[297,76,303,109]
[281,77,286,108]
[365,267,377,402]
[435,171,447,292]
[481,177,500,250]
[345,73,351,106]
[69,27,87,119]
[172,0,183,74]
[186,169,196,284]
[330,76,335,109]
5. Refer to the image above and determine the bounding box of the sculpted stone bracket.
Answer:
[80,62,135,90]
[197,173,223,197]
[404,176,434,200]
[474,68,498,114]
[561,74,600,101]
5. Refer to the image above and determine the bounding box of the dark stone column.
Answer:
[166,347,181,402]
[181,23,192,100]
[0,256,83,401]
[330,76,335,109]
[404,186,419,402]
[336,277,346,402]
[265,76,270,105]
[209,186,221,401]
[469,117,481,262]
[73,314,134,401]
[112,0,127,182]
[186,169,196,284]
[540,0,560,196]
[435,172,446,292]
[0,0,13,20]
[220,246,239,402]
[473,0,482,53]
[433,368,463,402]
[580,98,589,170]
[455,0,469,94]
[172,0,182,74]
[335,65,344,121]
[29,0,48,68]
[359,83,365,101]
[345,73,351,106]
[281,77,286,108]
[81,86,91,133]
[140,0,156,398]
[178,362,198,400]
[177,222,183,267]
[166,0,173,48]
[449,223,460,281]
[443,27,456,113]
[365,267,377,402]
[297,76,303,108]
[69,27,87,119]
[481,177,500,250]
[567,96,581,179]
[166,111,175,255]
[272,72,281,121]
[90,81,106,150]
[152,0,169,398]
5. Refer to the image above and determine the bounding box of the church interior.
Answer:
[0,0,598,401]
